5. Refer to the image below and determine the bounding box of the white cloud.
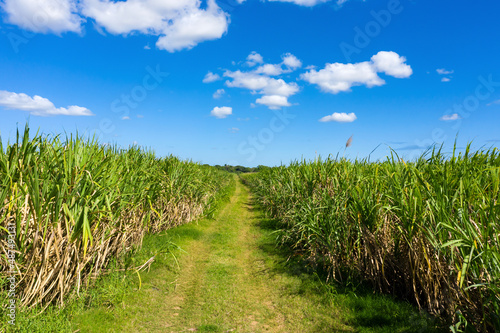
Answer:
[301,51,412,94]
[256,95,291,109]
[203,71,221,83]
[440,113,461,121]
[122,116,130,120]
[252,53,302,76]
[213,88,225,99]
[210,106,232,118]
[282,53,302,69]
[224,70,271,91]
[302,62,384,94]
[371,51,412,78]
[2,0,231,52]
[254,64,285,76]
[1,0,84,34]
[225,71,299,97]
[319,112,357,123]
[155,1,229,52]
[81,0,182,34]
[268,0,330,7]
[246,51,264,67]
[229,127,239,133]
[487,99,500,106]
[262,78,300,97]
[437,68,454,75]
[224,70,299,109]
[437,68,453,82]
[0,90,93,116]
[209,52,302,110]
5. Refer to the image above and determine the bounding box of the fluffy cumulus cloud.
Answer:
[301,51,412,94]
[1,0,83,33]
[206,52,302,109]
[0,0,357,51]
[256,95,291,109]
[254,64,285,76]
[440,113,461,121]
[371,51,412,78]
[81,0,186,34]
[224,69,300,109]
[282,53,302,69]
[210,106,232,118]
[205,51,409,111]
[253,53,303,76]
[223,70,299,97]
[246,52,264,67]
[203,72,221,83]
[224,71,299,97]
[302,62,384,94]
[319,112,357,123]
[224,71,272,91]
[154,1,229,52]
[268,0,330,7]
[1,0,229,52]
[268,0,350,6]
[0,90,93,116]
[83,0,229,52]
[213,88,225,99]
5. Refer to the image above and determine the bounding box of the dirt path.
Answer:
[73,177,353,332]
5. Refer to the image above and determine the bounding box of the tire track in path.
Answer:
[74,176,352,332]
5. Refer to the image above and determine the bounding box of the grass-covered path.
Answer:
[71,177,436,333]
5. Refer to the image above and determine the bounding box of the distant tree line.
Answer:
[208,164,270,174]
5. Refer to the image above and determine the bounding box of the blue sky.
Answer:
[0,0,499,167]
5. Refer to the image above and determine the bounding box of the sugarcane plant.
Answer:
[246,145,500,332]
[0,125,232,309]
